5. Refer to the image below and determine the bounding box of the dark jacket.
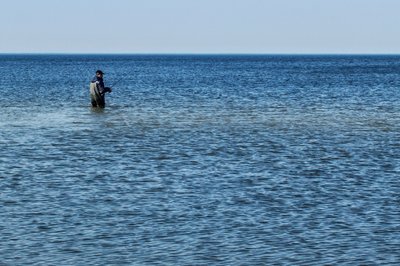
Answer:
[91,76,111,94]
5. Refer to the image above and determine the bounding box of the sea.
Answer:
[1,54,399,265]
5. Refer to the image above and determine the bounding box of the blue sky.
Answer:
[1,0,400,54]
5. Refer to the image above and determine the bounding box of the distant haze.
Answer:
[1,0,400,54]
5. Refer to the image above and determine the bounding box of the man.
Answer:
[90,70,112,108]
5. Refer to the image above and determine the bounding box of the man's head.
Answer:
[96,70,104,78]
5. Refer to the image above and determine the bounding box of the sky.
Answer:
[1,0,400,54]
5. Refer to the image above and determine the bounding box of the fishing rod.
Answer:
[107,73,130,89]
[82,72,129,96]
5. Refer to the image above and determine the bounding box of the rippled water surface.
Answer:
[1,55,400,265]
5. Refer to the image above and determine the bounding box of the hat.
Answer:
[96,70,104,75]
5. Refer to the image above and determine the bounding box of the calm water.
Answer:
[1,55,399,265]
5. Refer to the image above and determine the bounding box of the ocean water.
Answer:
[0,54,399,265]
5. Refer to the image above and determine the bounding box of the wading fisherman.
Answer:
[90,70,112,108]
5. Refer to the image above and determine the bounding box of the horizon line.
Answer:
[1,52,400,56]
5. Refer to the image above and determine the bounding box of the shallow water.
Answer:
[1,55,400,265]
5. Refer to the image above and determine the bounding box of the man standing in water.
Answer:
[90,70,112,108]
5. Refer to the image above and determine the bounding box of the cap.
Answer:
[96,70,104,75]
